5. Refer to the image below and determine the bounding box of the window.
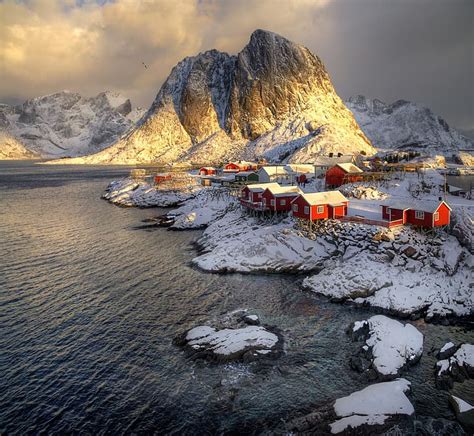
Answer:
[280,199,286,205]
[293,204,298,212]
[434,212,439,221]
[317,205,324,214]
[415,210,424,220]
[386,207,391,214]
[304,206,309,215]
[270,199,275,206]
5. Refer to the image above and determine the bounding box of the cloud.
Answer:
[0,0,472,132]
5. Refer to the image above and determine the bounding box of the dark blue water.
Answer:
[1,161,472,434]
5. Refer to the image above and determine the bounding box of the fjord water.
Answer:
[1,161,472,434]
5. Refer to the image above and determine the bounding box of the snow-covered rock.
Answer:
[169,187,235,229]
[438,341,457,360]
[0,91,144,158]
[346,95,474,157]
[350,315,423,378]
[175,324,281,363]
[192,212,332,273]
[56,30,374,165]
[304,230,473,320]
[449,395,474,431]
[102,177,200,207]
[330,379,414,434]
[436,343,474,388]
[340,183,388,200]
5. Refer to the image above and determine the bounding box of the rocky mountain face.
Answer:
[0,91,145,158]
[62,30,374,165]
[346,95,474,156]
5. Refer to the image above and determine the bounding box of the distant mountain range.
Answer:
[345,95,473,155]
[0,30,472,163]
[0,91,145,159]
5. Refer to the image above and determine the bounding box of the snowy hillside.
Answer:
[346,95,474,156]
[0,91,145,158]
[57,30,375,165]
[0,131,38,160]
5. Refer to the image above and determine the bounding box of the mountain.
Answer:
[346,95,474,156]
[58,30,374,165]
[0,91,145,158]
[0,131,38,160]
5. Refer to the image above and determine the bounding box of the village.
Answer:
[101,154,474,433]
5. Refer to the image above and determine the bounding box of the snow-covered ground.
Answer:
[102,177,201,207]
[351,315,423,378]
[330,378,414,434]
[103,170,473,320]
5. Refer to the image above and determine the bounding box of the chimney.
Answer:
[329,152,333,158]
[438,197,442,201]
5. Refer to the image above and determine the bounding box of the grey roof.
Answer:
[380,199,451,213]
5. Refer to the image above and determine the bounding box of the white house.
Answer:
[256,166,291,183]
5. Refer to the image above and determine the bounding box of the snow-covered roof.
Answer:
[235,171,256,177]
[336,163,363,173]
[228,161,257,166]
[245,182,280,192]
[314,155,355,166]
[296,191,348,206]
[285,164,315,173]
[380,199,452,213]
[265,185,303,197]
[258,166,289,176]
[200,166,215,170]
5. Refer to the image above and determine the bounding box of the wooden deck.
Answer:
[340,215,404,228]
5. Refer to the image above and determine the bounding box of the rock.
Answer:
[403,246,417,258]
[449,395,474,432]
[436,343,474,388]
[350,315,423,379]
[329,379,414,434]
[174,324,282,363]
[242,314,260,325]
[437,341,457,360]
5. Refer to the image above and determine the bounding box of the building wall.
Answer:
[262,191,298,211]
[325,166,346,187]
[433,203,450,226]
[406,209,433,227]
[382,206,404,221]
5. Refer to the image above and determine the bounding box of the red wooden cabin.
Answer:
[240,183,279,209]
[261,186,303,212]
[381,200,451,228]
[224,161,258,173]
[291,191,349,221]
[199,167,216,176]
[325,163,363,187]
[154,173,172,184]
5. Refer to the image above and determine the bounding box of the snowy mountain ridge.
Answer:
[0,90,145,158]
[56,30,375,165]
[346,95,474,155]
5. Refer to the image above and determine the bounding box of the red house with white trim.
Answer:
[154,173,172,184]
[240,183,280,209]
[261,185,303,212]
[381,200,451,228]
[291,191,349,220]
[325,163,363,187]
[199,166,216,176]
[224,161,258,173]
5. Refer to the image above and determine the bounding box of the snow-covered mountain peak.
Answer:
[346,95,473,154]
[0,91,142,158]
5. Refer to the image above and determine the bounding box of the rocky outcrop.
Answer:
[346,95,474,157]
[0,91,144,158]
[349,315,423,380]
[174,311,282,363]
[60,30,374,165]
[436,343,474,389]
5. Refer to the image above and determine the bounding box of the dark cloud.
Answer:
[1,0,472,134]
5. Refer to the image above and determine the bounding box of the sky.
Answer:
[1,0,473,135]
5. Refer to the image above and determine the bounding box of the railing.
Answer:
[340,216,404,228]
[239,199,267,211]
